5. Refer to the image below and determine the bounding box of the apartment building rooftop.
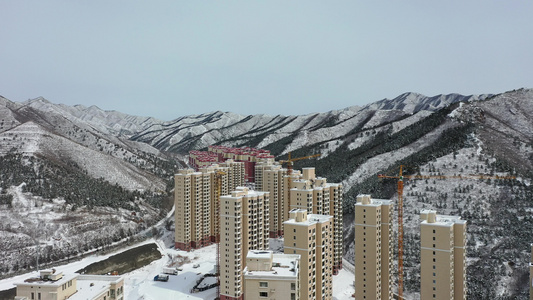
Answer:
[244,251,300,280]
[71,275,124,300]
[15,270,77,288]
[284,209,332,226]
[420,209,467,227]
[226,186,268,198]
[354,194,392,207]
[15,271,124,300]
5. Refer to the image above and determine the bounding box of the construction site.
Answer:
[174,146,522,300]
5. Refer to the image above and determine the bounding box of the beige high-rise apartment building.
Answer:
[284,209,333,300]
[290,168,344,275]
[255,162,288,238]
[198,165,230,243]
[219,187,269,300]
[354,194,393,300]
[327,182,343,275]
[243,250,301,300]
[420,210,466,300]
[220,159,246,192]
[256,164,344,274]
[174,160,244,251]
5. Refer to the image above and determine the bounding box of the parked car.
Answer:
[154,274,169,282]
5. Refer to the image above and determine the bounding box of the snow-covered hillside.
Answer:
[2,88,533,298]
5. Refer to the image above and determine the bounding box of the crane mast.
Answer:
[279,152,321,214]
[378,165,516,299]
[397,166,404,299]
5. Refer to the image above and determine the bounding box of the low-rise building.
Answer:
[243,250,300,300]
[14,270,124,300]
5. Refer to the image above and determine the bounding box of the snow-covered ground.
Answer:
[0,239,156,292]
[1,236,355,300]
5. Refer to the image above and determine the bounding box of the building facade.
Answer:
[354,194,393,300]
[219,187,270,300]
[174,161,244,251]
[284,209,333,300]
[420,210,466,300]
[243,250,300,300]
[255,163,288,238]
[208,145,274,182]
[255,165,344,275]
[290,168,344,275]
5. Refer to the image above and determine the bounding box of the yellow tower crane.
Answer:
[279,152,321,214]
[378,165,516,299]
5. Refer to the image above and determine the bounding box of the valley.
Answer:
[1,88,532,298]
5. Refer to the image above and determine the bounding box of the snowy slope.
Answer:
[363,92,491,114]
[0,122,163,190]
[2,88,533,298]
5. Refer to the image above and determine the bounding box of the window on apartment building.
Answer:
[31,293,34,300]
[259,282,268,287]
[259,292,268,297]
[38,293,41,300]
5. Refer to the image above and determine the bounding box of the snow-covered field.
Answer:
[1,236,355,300]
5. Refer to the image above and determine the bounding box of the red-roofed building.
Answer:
[187,146,275,183]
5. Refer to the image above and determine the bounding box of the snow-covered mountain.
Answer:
[0,95,179,282]
[362,92,491,113]
[129,92,486,154]
[1,88,533,298]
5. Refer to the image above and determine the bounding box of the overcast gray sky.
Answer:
[1,1,532,120]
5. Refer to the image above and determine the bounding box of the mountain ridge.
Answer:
[1,88,532,298]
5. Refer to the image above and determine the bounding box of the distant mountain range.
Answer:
[1,88,532,298]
